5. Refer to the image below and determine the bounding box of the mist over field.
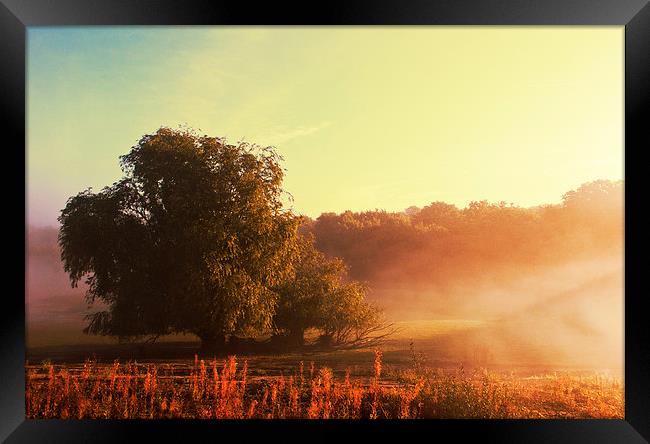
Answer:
[27,226,104,346]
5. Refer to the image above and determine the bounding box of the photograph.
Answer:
[25,26,624,420]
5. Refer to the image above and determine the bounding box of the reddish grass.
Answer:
[25,350,623,419]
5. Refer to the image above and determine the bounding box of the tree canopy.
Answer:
[59,127,300,348]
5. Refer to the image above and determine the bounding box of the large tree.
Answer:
[58,127,300,349]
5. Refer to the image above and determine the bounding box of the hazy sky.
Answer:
[27,27,623,226]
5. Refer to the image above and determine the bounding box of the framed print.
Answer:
[2,0,648,442]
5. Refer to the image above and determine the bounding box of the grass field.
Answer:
[25,319,623,419]
[25,351,623,419]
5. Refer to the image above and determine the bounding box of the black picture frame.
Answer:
[2,0,648,442]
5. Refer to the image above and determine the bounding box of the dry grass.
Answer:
[25,351,623,419]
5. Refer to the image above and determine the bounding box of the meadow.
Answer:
[25,320,624,419]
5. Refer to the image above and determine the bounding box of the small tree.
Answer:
[273,234,394,349]
[59,127,300,350]
[273,234,341,346]
[318,281,389,348]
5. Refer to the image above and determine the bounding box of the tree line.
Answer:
[304,180,622,294]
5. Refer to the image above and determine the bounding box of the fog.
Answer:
[26,226,104,347]
[371,255,623,371]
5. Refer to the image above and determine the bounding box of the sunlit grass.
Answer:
[25,351,622,419]
[391,319,485,339]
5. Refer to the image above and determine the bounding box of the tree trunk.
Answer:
[318,334,333,348]
[198,332,226,353]
[288,328,305,347]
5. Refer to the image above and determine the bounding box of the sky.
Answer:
[27,27,624,226]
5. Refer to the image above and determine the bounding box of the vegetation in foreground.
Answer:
[26,351,622,419]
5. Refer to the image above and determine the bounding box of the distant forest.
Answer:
[302,179,623,301]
